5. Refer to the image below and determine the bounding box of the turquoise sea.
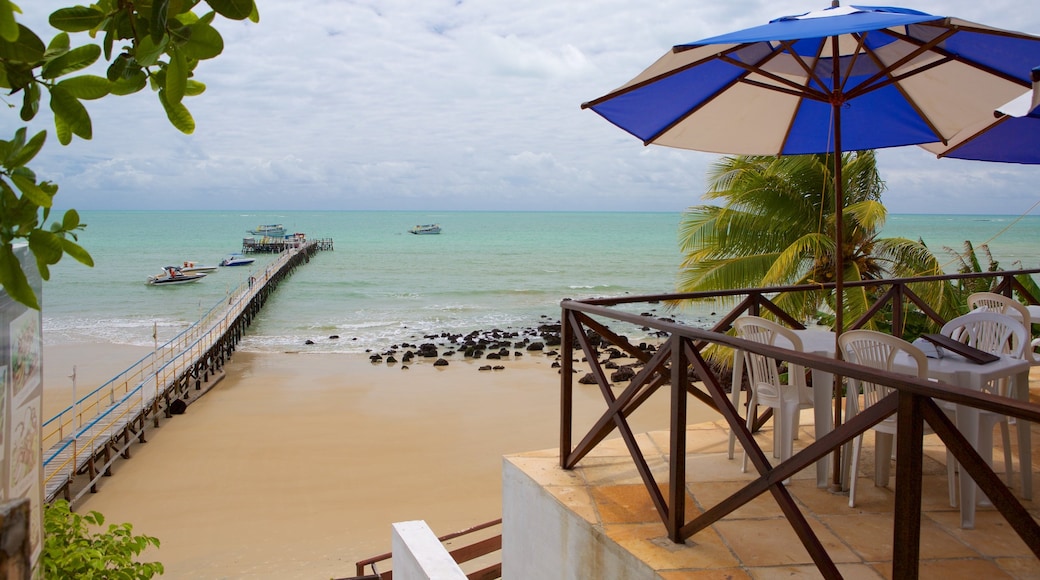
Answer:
[40,211,1040,354]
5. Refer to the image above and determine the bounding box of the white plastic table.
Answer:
[893,351,1032,529]
[729,329,1033,528]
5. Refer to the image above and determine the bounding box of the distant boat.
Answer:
[219,254,256,267]
[409,224,441,235]
[179,260,218,274]
[247,224,286,237]
[147,266,207,286]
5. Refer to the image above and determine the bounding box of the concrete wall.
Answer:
[391,520,467,580]
[501,458,654,580]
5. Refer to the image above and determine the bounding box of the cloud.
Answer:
[17,0,1040,214]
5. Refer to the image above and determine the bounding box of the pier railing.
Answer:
[42,242,322,503]
[560,269,1040,577]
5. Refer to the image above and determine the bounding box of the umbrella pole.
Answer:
[830,34,846,492]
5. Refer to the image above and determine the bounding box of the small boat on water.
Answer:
[147,266,207,286]
[409,224,441,235]
[220,254,256,267]
[247,224,286,237]
[179,260,218,274]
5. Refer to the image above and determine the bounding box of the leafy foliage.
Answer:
[676,152,959,333]
[942,240,1040,316]
[42,500,163,579]
[0,0,259,308]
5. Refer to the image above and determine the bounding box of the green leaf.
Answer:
[19,81,38,121]
[0,244,39,310]
[0,23,45,63]
[49,86,92,141]
[109,69,147,95]
[10,173,52,207]
[184,79,205,96]
[103,25,114,60]
[45,32,70,58]
[57,75,111,100]
[206,0,255,21]
[169,20,192,46]
[135,34,166,67]
[181,21,222,60]
[61,238,93,267]
[5,129,46,168]
[159,89,195,133]
[150,0,169,44]
[42,43,101,79]
[28,229,62,264]
[61,208,80,231]
[0,0,17,43]
[165,46,187,104]
[49,6,106,33]
[106,53,131,82]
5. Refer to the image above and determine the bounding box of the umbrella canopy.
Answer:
[582,3,1040,487]
[921,67,1040,163]
[584,5,1040,156]
[583,3,1040,333]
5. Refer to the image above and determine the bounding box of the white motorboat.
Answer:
[219,254,256,267]
[247,224,286,237]
[179,260,218,274]
[147,266,207,285]
[409,224,441,235]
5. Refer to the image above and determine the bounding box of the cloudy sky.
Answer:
[14,1,1040,214]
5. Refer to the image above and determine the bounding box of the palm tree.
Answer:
[677,151,957,331]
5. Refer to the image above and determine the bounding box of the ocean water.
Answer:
[40,211,1040,354]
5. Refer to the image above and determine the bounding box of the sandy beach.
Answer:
[42,343,717,579]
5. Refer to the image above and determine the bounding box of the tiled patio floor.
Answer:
[509,391,1040,578]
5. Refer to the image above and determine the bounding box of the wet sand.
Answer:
[43,344,717,579]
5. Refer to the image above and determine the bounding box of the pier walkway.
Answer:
[41,241,326,505]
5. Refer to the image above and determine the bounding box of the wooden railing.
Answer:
[348,518,502,580]
[559,269,1040,579]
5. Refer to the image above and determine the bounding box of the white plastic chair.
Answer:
[968,292,1036,364]
[733,317,814,477]
[839,330,956,508]
[940,311,1029,495]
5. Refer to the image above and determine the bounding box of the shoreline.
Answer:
[43,342,717,579]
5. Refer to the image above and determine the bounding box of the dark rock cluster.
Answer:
[315,315,669,381]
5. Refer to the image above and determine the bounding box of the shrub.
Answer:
[42,500,163,579]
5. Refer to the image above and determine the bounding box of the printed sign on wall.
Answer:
[1,245,44,568]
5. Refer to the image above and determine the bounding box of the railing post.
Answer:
[892,283,904,337]
[559,304,573,468]
[892,390,925,579]
[668,335,687,543]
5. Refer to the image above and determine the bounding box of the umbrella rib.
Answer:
[919,20,1040,43]
[718,54,830,103]
[836,34,869,96]
[849,45,951,144]
[936,114,1012,158]
[725,38,833,103]
[580,44,754,110]
[875,26,1030,89]
[643,44,800,146]
[842,28,958,101]
[736,78,827,102]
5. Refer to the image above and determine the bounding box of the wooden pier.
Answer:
[41,240,328,505]
[242,233,333,253]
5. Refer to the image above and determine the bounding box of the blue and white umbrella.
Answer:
[922,67,1040,164]
[583,3,1040,337]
